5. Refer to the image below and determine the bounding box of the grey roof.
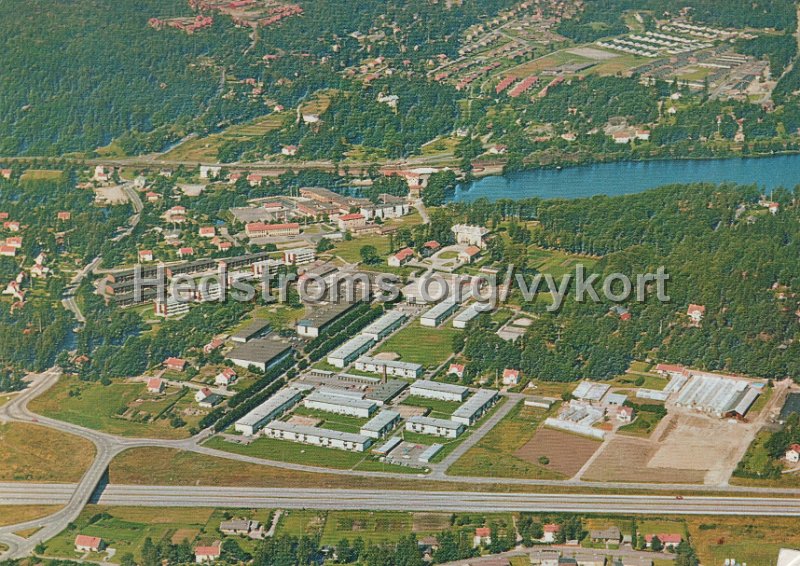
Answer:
[360,310,407,337]
[305,391,377,411]
[365,379,408,404]
[265,420,371,444]
[421,300,459,321]
[452,389,498,421]
[226,338,292,365]
[360,410,401,433]
[419,443,443,462]
[406,416,463,430]
[297,301,358,329]
[357,356,422,372]
[374,436,402,454]
[453,303,490,324]
[327,334,375,361]
[235,388,303,428]
[411,380,468,396]
[231,318,271,341]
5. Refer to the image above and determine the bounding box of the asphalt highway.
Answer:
[4,485,800,516]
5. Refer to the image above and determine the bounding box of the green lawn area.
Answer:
[292,406,369,433]
[332,235,391,263]
[375,321,460,368]
[447,401,563,479]
[20,169,64,182]
[204,435,415,474]
[401,395,462,418]
[618,410,665,438]
[527,247,598,279]
[250,304,305,332]
[610,371,666,391]
[0,422,95,482]
[730,430,782,483]
[43,506,272,561]
[275,510,327,538]
[28,377,198,439]
[320,511,412,545]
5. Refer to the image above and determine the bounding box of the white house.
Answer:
[147,377,164,394]
[195,545,221,563]
[502,368,520,386]
[452,224,489,249]
[75,535,104,553]
[215,368,237,387]
[786,444,800,463]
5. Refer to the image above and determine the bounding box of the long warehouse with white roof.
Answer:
[410,380,469,402]
[304,390,377,418]
[263,421,372,452]
[234,387,303,436]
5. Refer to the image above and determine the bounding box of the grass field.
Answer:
[0,506,61,528]
[375,321,460,368]
[43,506,269,561]
[618,410,665,438]
[29,377,199,439]
[19,169,64,182]
[0,422,95,482]
[204,435,416,474]
[448,402,564,479]
[401,395,462,419]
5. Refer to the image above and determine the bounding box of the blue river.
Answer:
[449,155,800,202]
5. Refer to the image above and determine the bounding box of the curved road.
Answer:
[3,370,800,559]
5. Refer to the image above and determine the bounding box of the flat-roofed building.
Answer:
[355,356,423,379]
[225,338,293,372]
[360,410,401,438]
[360,310,407,341]
[231,319,271,343]
[405,416,464,438]
[264,421,372,452]
[420,300,459,327]
[452,303,490,329]
[365,379,409,405]
[234,387,303,436]
[452,389,499,425]
[327,334,375,369]
[296,301,359,338]
[304,390,377,418]
[410,380,469,402]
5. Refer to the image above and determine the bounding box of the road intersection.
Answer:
[3,370,800,559]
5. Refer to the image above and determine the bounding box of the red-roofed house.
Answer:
[0,212,7,220]
[147,377,165,394]
[57,211,71,221]
[645,534,682,548]
[448,363,465,379]
[146,192,160,203]
[75,535,104,553]
[215,367,237,387]
[195,545,221,563]
[459,246,482,264]
[0,245,16,258]
[5,237,22,248]
[217,241,233,251]
[247,173,263,187]
[164,357,186,372]
[615,405,634,423]
[502,368,520,386]
[421,240,441,257]
[337,213,366,232]
[199,226,216,238]
[138,250,154,262]
[245,222,300,238]
[542,523,560,543]
[0,169,11,180]
[204,338,223,355]
[388,247,414,267]
[687,304,706,325]
[281,145,298,156]
[3,221,20,232]
[786,444,800,463]
[655,364,685,376]
[178,247,195,259]
[195,387,213,403]
[473,527,491,548]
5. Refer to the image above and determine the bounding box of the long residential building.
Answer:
[410,380,469,402]
[360,310,407,341]
[452,389,499,425]
[225,338,293,371]
[296,301,359,338]
[354,356,423,379]
[359,410,401,438]
[263,421,372,452]
[234,388,303,436]
[303,390,377,418]
[420,300,460,327]
[452,303,490,329]
[327,334,375,368]
[405,416,464,438]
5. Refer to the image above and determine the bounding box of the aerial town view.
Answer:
[4,0,800,565]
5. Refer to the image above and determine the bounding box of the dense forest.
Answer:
[445,182,800,383]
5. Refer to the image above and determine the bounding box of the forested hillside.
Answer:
[451,183,800,382]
